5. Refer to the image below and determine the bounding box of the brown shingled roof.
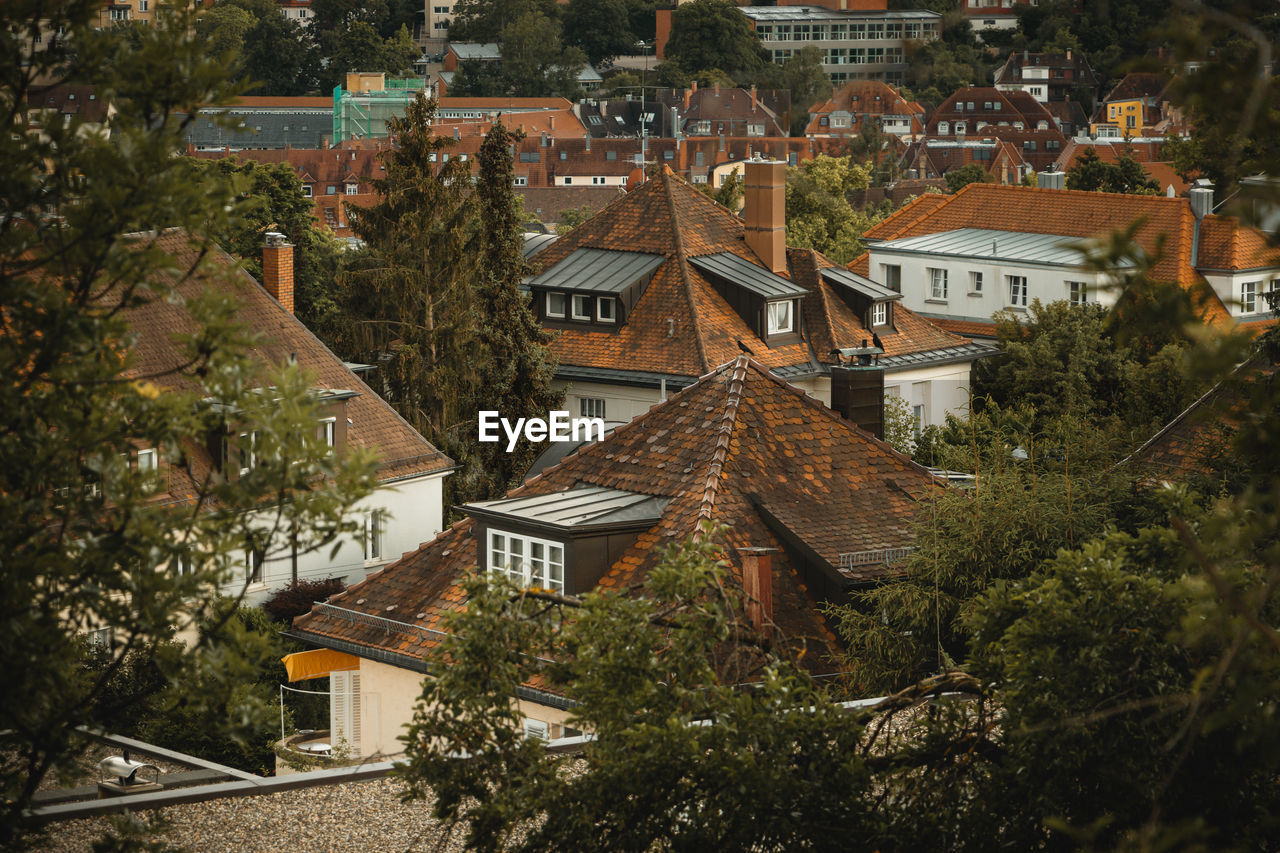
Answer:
[292,356,944,675]
[532,167,974,379]
[121,231,452,504]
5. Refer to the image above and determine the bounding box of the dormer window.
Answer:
[238,430,260,477]
[571,294,591,320]
[597,297,617,323]
[319,417,337,451]
[546,292,567,318]
[489,530,564,592]
[872,302,887,326]
[766,300,794,334]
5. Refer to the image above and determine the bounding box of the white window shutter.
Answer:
[330,670,362,755]
[523,718,550,741]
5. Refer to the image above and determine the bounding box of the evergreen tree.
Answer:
[458,121,564,504]
[339,94,480,456]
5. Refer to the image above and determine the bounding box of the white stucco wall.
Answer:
[792,362,974,428]
[553,378,673,426]
[1202,271,1280,319]
[868,249,1112,321]
[231,470,447,607]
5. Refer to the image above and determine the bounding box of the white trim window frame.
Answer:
[545,291,566,319]
[969,270,983,294]
[766,300,794,335]
[488,529,565,592]
[363,509,386,563]
[872,301,887,326]
[1006,275,1028,307]
[1242,280,1259,314]
[1068,281,1088,306]
[928,267,948,300]
[571,294,592,321]
[319,417,337,452]
[245,547,263,585]
[597,296,617,323]
[579,397,605,419]
[238,430,260,477]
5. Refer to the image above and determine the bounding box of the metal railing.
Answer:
[837,547,914,571]
[314,603,450,642]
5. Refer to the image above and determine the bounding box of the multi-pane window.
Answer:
[1007,275,1028,307]
[546,292,566,318]
[872,302,887,326]
[488,530,565,592]
[363,509,385,562]
[345,184,359,195]
[1242,281,1258,313]
[513,176,527,186]
[928,268,948,299]
[1068,281,1088,306]
[138,448,157,473]
[319,418,336,451]
[571,294,592,320]
[969,271,983,293]
[579,397,605,419]
[766,300,793,334]
[881,264,901,292]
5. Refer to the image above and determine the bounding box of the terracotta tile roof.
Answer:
[1197,216,1280,271]
[930,318,998,338]
[862,182,1241,323]
[1052,140,1188,195]
[293,356,945,675]
[121,231,452,504]
[533,167,973,379]
[678,85,789,136]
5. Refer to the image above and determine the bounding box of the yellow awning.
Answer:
[282,648,360,682]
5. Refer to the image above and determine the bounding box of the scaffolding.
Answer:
[332,78,429,144]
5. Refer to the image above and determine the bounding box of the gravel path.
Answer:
[35,777,468,853]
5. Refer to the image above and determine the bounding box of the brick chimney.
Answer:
[739,547,776,632]
[743,159,787,274]
[750,84,758,113]
[262,232,294,314]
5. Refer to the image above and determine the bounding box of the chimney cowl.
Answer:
[1189,184,1214,220]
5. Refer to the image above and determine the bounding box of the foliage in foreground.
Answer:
[1,5,377,845]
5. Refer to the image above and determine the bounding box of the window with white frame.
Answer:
[969,271,983,293]
[513,176,527,186]
[591,177,606,185]
[363,509,386,562]
[85,626,114,648]
[546,291,566,318]
[245,547,263,584]
[1068,281,1088,306]
[1242,280,1259,313]
[766,300,793,334]
[110,7,129,20]
[302,184,313,198]
[872,302,887,326]
[138,448,157,473]
[579,397,605,419]
[345,183,359,195]
[571,294,591,320]
[928,268,948,300]
[597,297,617,323]
[319,418,337,451]
[238,430,260,476]
[881,264,901,292]
[488,530,565,592]
[176,554,194,576]
[1007,275,1028,307]
[1266,279,1280,312]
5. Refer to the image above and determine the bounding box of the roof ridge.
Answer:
[664,168,713,372]
[696,355,751,527]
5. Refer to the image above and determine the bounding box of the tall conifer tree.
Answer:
[456,120,564,504]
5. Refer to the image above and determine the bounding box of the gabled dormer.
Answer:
[529,248,665,329]
[205,387,359,478]
[820,267,901,334]
[689,251,807,345]
[463,485,669,595]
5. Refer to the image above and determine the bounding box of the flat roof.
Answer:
[528,247,666,293]
[873,227,1137,268]
[820,267,902,302]
[741,6,941,22]
[689,252,808,300]
[464,486,669,532]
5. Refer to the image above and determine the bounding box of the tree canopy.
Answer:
[1065,146,1160,194]
[784,155,880,264]
[662,0,766,83]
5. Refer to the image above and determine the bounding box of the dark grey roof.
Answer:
[877,342,998,369]
[522,232,559,258]
[181,109,331,150]
[449,42,501,61]
[528,247,665,293]
[464,485,669,532]
[554,364,697,388]
[688,252,808,300]
[821,267,902,302]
